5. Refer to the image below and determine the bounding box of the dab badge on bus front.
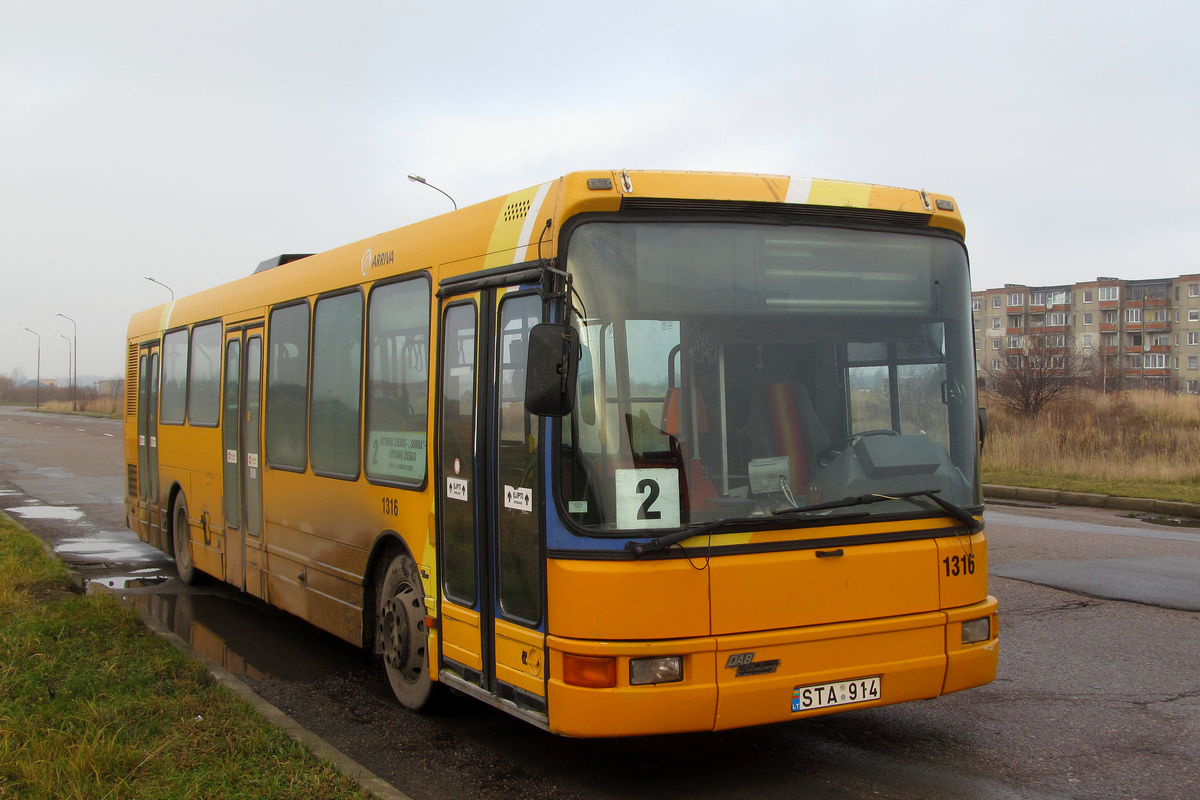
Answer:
[726,652,781,677]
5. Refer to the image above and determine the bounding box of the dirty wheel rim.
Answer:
[380,579,425,685]
[173,506,192,573]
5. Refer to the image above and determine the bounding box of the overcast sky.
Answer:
[3,1,1197,381]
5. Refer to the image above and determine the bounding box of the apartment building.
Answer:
[972,274,1200,393]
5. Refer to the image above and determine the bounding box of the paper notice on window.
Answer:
[368,431,427,480]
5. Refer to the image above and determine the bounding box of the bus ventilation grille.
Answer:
[127,463,138,498]
[503,199,532,223]
[125,344,139,416]
[618,198,935,229]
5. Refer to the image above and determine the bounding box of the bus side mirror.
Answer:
[978,407,988,449]
[525,323,578,417]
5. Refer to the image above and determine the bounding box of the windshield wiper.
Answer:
[624,515,786,557]
[624,506,880,557]
[776,489,982,533]
[624,489,980,558]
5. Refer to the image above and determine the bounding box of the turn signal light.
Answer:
[563,654,617,688]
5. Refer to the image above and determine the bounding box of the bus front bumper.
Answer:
[545,596,999,737]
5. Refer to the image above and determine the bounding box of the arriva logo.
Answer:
[361,248,395,276]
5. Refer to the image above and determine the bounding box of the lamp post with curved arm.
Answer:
[23,328,40,409]
[407,174,458,210]
[59,334,72,405]
[56,313,77,411]
[144,276,174,302]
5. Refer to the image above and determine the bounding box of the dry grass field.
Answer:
[980,389,1200,503]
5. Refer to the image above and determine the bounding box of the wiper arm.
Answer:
[904,490,983,534]
[625,490,981,558]
[624,515,777,557]
[776,489,981,533]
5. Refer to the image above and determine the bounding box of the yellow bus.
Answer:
[124,169,997,736]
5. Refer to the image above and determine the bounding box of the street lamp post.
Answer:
[59,335,72,404]
[144,276,175,302]
[23,328,40,409]
[55,313,77,411]
[407,174,458,209]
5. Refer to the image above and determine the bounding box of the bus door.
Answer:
[137,343,162,548]
[437,287,548,717]
[221,326,265,597]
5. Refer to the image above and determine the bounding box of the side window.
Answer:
[440,303,478,606]
[222,340,241,530]
[188,322,223,426]
[311,292,364,478]
[160,329,189,424]
[366,278,431,485]
[497,293,543,624]
[266,303,311,470]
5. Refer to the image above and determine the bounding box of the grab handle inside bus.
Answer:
[525,322,578,416]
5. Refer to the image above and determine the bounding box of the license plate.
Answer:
[792,676,881,712]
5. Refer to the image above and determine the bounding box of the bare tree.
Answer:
[986,334,1093,418]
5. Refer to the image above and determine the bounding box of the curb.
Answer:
[86,583,412,800]
[983,484,1200,519]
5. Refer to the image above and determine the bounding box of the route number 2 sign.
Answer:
[615,468,680,529]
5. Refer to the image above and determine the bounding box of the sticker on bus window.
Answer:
[368,431,427,480]
[226,449,237,464]
[446,476,469,502]
[504,485,532,513]
[615,468,680,529]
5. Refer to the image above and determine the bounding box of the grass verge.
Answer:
[0,512,372,800]
[980,389,1200,505]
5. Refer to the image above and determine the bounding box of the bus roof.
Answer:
[127,170,964,340]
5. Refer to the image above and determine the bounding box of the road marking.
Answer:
[103,433,114,437]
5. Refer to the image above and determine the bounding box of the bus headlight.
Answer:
[961,617,990,644]
[630,656,683,685]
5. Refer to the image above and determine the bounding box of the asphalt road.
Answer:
[2,406,1197,800]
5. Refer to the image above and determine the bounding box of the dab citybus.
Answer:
[124,170,998,736]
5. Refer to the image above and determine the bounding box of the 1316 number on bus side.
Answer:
[943,553,975,577]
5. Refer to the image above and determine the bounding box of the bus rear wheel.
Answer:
[377,553,434,711]
[172,498,197,585]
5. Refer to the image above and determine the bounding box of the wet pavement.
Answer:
[4,406,1199,800]
[0,410,368,686]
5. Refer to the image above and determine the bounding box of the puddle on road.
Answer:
[1129,513,1200,529]
[7,505,85,521]
[124,590,368,684]
[92,575,172,590]
[36,467,73,479]
[55,533,165,562]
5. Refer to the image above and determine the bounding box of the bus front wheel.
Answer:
[377,553,434,711]
[172,498,197,585]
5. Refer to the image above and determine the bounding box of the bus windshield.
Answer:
[560,219,979,533]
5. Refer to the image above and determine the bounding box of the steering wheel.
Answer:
[817,429,899,466]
